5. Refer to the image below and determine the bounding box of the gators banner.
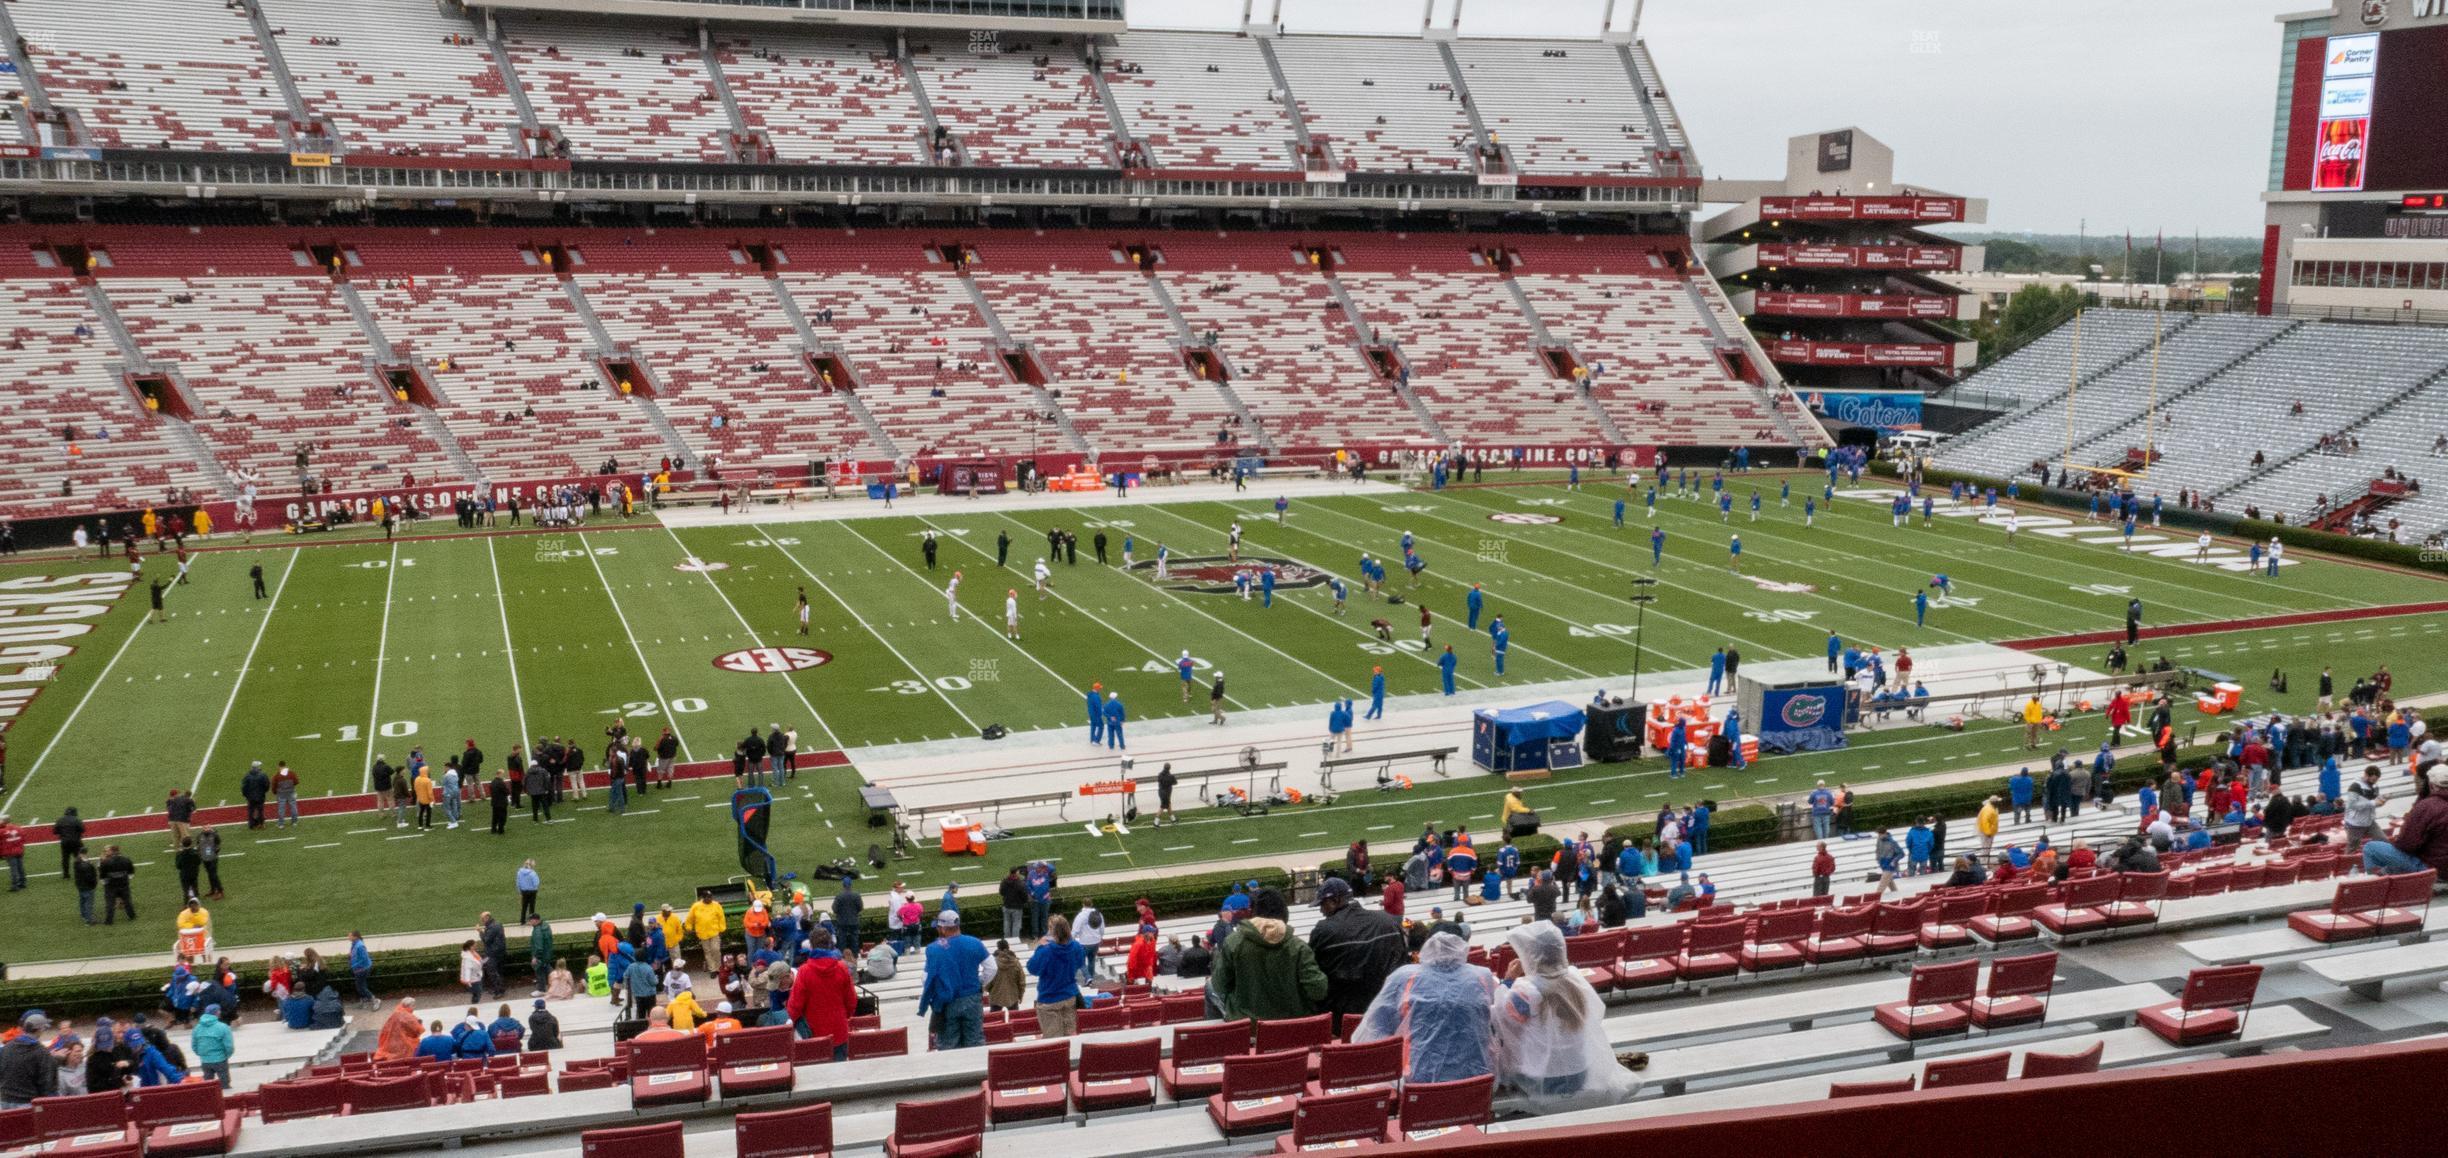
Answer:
[1758,685,1849,754]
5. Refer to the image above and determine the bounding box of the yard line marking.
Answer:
[254,836,295,844]
[663,525,844,751]
[826,521,1084,698]
[580,532,693,762]
[304,842,341,850]
[1164,845,1195,852]
[3,568,173,817]
[1100,851,1130,858]
[1645,791,1668,797]
[1907,759,1929,765]
[361,541,401,793]
[1755,777,1779,784]
[386,832,425,841]
[626,808,661,815]
[1367,824,1394,831]
[1300,830,1330,838]
[485,537,533,749]
[1231,838,1260,845]
[755,523,985,733]
[1306,500,1723,668]
[703,801,732,808]
[348,827,389,835]
[190,549,297,794]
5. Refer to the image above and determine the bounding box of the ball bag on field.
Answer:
[733,787,779,888]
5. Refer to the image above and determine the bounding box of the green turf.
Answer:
[1,471,2443,961]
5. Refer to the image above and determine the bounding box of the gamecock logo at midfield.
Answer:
[713,647,833,674]
[1127,555,1327,595]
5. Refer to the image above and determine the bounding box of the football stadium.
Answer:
[0,0,2443,1152]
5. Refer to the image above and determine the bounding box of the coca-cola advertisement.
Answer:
[2312,116,2371,191]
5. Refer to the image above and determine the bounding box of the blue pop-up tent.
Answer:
[1472,701,1588,774]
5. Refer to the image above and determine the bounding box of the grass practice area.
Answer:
[2,470,2442,961]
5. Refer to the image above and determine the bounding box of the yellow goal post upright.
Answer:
[2056,305,2165,485]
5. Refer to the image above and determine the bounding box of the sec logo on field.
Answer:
[1487,512,1563,525]
[713,647,832,674]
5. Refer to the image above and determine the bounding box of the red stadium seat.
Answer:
[2138,965,2264,1046]
[626,1034,710,1108]
[1205,1049,1311,1136]
[981,1041,1070,1124]
[1307,1035,1404,1097]
[1800,905,1873,966]
[1385,1074,1494,1143]
[1069,1038,1162,1112]
[1971,883,2048,944]
[1162,1020,1254,1100]
[131,1081,244,1158]
[1917,891,1987,951]
[2371,870,2438,936]
[1920,1050,2011,1089]
[2033,876,2119,939]
[736,1102,833,1158]
[1873,958,1978,1041]
[1612,925,1684,989]
[582,1119,684,1158]
[1739,908,1816,973]
[1674,918,1746,982]
[2018,1040,2105,1078]
[1967,951,2058,1031]
[884,1090,986,1158]
[1828,1077,1917,1098]
[2102,871,2170,928]
[844,1027,909,1061]
[2288,876,2390,942]
[1272,1089,1394,1153]
[712,1025,796,1098]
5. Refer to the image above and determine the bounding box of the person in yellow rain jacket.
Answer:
[370,496,387,524]
[141,509,159,539]
[413,768,437,829]
[2021,695,2046,749]
[688,890,729,974]
[192,508,212,537]
[657,905,686,960]
[665,987,704,1031]
[1976,797,2001,855]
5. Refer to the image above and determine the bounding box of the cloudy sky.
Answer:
[1130,0,2309,236]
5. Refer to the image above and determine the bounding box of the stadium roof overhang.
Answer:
[471,0,1127,36]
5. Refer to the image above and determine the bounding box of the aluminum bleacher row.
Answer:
[1935,310,2448,538]
[0,0,1704,181]
[0,225,1783,516]
[9,759,2425,1158]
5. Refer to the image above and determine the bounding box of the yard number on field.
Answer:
[600,699,707,717]
[334,721,419,741]
[349,558,416,569]
[879,676,973,694]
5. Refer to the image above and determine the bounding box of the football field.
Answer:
[1,470,2442,959]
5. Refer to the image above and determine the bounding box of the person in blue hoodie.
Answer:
[915,911,988,1050]
[413,1020,457,1061]
[349,932,377,1010]
[487,1004,525,1051]
[1665,719,1688,780]
[124,1025,184,1087]
[2319,755,2343,804]
[2008,768,2036,824]
[451,1013,497,1059]
[1688,801,1712,855]
[1366,667,1386,720]
[622,954,658,1022]
[1905,820,1934,875]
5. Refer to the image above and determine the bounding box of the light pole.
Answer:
[1628,577,1658,700]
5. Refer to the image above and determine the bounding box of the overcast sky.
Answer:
[1130,0,2308,236]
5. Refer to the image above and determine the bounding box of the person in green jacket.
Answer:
[584,953,611,998]
[1210,888,1328,1021]
[190,1005,235,1088]
[527,916,555,996]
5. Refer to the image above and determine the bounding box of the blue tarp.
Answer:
[1474,701,1587,742]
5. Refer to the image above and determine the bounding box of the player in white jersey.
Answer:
[1227,522,1242,562]
[945,570,962,618]
[1035,558,1054,600]
[1004,590,1021,640]
[2194,533,2213,564]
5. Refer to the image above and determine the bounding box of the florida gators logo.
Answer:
[1781,695,1829,728]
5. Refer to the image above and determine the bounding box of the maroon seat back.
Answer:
[890,1090,986,1150]
[581,1119,684,1158]
[1619,925,1682,960]
[629,1033,708,1077]
[1983,951,2060,1000]
[2327,876,2390,914]
[1683,918,1748,954]
[1871,901,1929,936]
[1314,1035,1404,1091]
[1286,1089,1395,1147]
[494,1072,551,1098]
[984,1041,1070,1090]
[1565,929,1626,968]
[1394,1074,1494,1134]
[1252,1013,1332,1055]
[1815,905,1875,940]
[1171,1019,1254,1067]
[2019,1040,2105,1078]
[1904,958,1980,1006]
[712,1024,793,1069]
[843,1027,908,1060]
[1076,1038,1162,1084]
[1921,1051,2011,1089]
[2382,870,2438,909]
[2176,965,2264,1013]
[2116,871,2169,904]
[1829,1077,1917,1098]
[736,1102,833,1158]
[30,1092,129,1140]
[1217,1049,1310,1101]
[1751,909,1816,944]
[558,1069,618,1092]
[341,1073,437,1115]
[129,1081,224,1129]
[255,1077,345,1123]
[1989,883,2049,916]
[1930,892,1987,924]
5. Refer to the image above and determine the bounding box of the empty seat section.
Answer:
[14,0,292,150]
[258,0,522,157]
[501,16,732,162]
[1104,32,1298,170]
[720,30,928,166]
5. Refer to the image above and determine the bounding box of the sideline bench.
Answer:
[1317,746,1457,790]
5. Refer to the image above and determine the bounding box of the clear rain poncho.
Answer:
[1491,924,1639,1110]
[1352,932,1497,1084]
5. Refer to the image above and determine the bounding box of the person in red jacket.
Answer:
[1124,923,1158,987]
[1809,842,1835,898]
[1380,876,1405,920]
[786,927,859,1061]
[2105,694,2132,743]
[0,815,24,892]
